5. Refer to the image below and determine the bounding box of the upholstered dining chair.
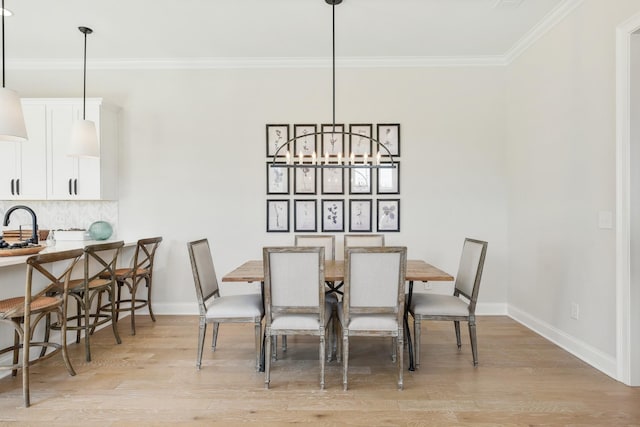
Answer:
[339,246,407,391]
[409,238,488,368]
[104,236,162,335]
[187,239,263,371]
[0,249,83,407]
[263,246,332,389]
[343,234,385,259]
[48,241,124,362]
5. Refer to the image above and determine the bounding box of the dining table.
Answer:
[221,259,454,371]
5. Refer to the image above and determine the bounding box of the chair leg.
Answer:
[146,276,156,322]
[413,316,422,369]
[397,330,404,391]
[108,287,122,345]
[84,293,92,362]
[58,310,77,378]
[454,320,462,349]
[264,329,272,389]
[342,332,349,391]
[469,320,478,367]
[391,337,397,363]
[211,322,219,351]
[282,335,287,352]
[254,320,262,372]
[11,329,19,377]
[319,331,326,390]
[335,315,342,363]
[196,318,207,369]
[129,280,138,336]
[22,320,30,408]
[76,298,82,344]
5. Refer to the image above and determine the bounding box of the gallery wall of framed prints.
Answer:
[265,122,401,233]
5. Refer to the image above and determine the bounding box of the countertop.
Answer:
[0,238,137,268]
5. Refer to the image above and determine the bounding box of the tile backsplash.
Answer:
[0,201,118,236]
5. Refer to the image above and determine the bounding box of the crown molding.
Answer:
[504,0,585,64]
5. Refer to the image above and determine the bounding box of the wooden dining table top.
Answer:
[221,259,454,283]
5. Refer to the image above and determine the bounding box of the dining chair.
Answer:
[409,238,488,368]
[294,235,335,261]
[339,246,407,391]
[187,239,263,371]
[0,249,83,407]
[47,241,124,362]
[343,234,385,259]
[103,236,162,335]
[263,246,332,389]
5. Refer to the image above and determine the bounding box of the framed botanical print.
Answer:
[294,124,317,156]
[321,124,344,156]
[376,123,400,157]
[321,167,344,194]
[377,199,400,232]
[266,124,289,157]
[322,199,344,232]
[267,199,289,232]
[349,124,373,156]
[349,167,371,194]
[266,162,289,195]
[376,162,399,194]
[294,199,317,232]
[294,167,317,194]
[349,199,372,232]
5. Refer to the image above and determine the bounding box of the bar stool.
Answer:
[102,237,162,335]
[48,241,124,362]
[0,249,83,407]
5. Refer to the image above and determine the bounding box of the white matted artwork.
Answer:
[267,199,289,232]
[376,123,400,157]
[377,199,400,232]
[349,199,372,232]
[294,199,317,232]
[266,124,289,157]
[266,163,289,195]
[322,199,344,232]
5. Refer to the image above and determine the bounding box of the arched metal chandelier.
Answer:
[270,0,397,169]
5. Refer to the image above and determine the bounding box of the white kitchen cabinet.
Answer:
[0,104,47,200]
[42,98,119,200]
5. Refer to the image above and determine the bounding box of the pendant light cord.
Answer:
[2,0,5,88]
[82,28,87,120]
[332,2,336,131]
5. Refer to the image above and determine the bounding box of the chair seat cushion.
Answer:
[337,308,399,332]
[270,302,333,331]
[205,293,263,320]
[410,293,470,317]
[0,295,61,318]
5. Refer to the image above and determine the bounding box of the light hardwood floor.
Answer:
[0,315,638,425]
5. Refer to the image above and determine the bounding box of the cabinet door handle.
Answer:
[10,179,14,195]
[68,178,72,195]
[74,179,78,195]
[16,179,20,195]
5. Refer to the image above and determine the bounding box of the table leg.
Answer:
[405,280,415,371]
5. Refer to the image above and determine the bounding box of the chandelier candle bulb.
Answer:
[299,151,303,165]
[325,152,329,165]
[286,151,291,165]
[363,152,368,165]
[376,152,381,166]
[312,151,317,165]
[350,152,355,165]
[338,152,342,165]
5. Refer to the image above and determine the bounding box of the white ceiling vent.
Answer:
[493,0,524,8]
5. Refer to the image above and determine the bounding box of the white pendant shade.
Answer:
[68,119,99,158]
[0,87,27,142]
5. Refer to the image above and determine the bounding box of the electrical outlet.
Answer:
[423,282,432,291]
[571,303,579,320]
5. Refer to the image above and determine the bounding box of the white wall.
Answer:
[630,31,640,385]
[10,65,509,314]
[506,0,640,374]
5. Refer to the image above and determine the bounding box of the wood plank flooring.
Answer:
[0,315,638,425]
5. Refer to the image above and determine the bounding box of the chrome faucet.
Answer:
[3,205,39,244]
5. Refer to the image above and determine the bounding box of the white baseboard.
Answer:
[508,305,617,379]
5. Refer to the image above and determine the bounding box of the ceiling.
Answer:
[3,0,567,66]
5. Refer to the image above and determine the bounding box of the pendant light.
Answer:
[68,26,99,158]
[0,0,27,142]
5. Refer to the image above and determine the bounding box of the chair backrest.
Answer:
[343,234,385,248]
[343,246,407,324]
[132,236,163,273]
[454,238,488,312]
[7,249,84,321]
[84,241,124,286]
[295,234,335,261]
[187,239,220,316]
[263,246,325,324]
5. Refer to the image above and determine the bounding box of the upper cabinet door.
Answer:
[17,104,47,199]
[0,141,19,199]
[46,103,78,200]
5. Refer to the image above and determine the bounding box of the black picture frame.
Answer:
[376,123,400,157]
[267,199,290,232]
[294,199,317,232]
[376,161,400,194]
[377,199,400,232]
[349,123,373,156]
[266,124,290,157]
[266,162,289,195]
[321,167,344,195]
[321,123,345,156]
[349,167,372,195]
[349,199,372,232]
[294,166,317,195]
[294,124,317,156]
[322,199,344,232]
